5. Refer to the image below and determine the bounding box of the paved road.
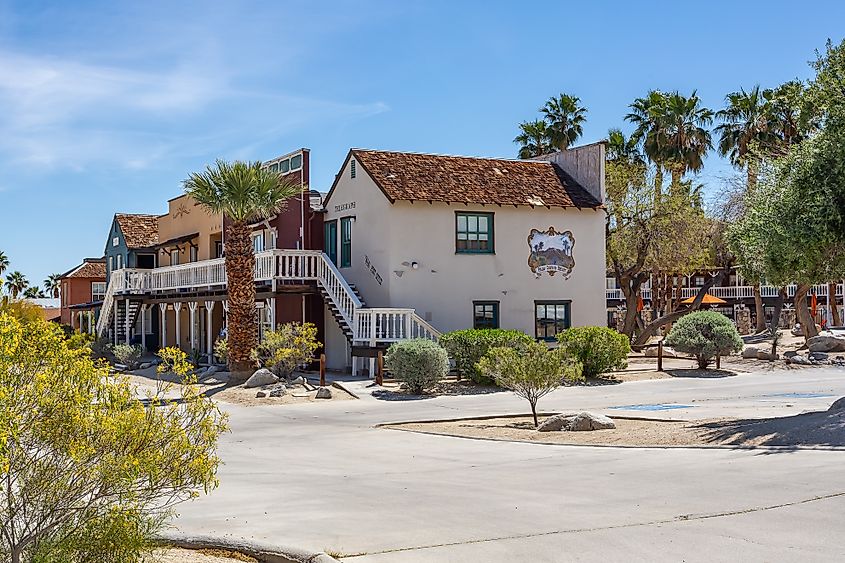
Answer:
[173,367,845,562]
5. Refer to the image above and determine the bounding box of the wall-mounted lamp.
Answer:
[411,261,419,270]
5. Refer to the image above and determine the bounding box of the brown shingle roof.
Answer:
[61,258,106,280]
[348,149,601,208]
[115,214,160,248]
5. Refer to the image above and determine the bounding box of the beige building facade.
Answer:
[321,146,607,369]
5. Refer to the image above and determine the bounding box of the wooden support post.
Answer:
[716,354,721,370]
[376,351,384,386]
[319,354,326,387]
[657,339,664,372]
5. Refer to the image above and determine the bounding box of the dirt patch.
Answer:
[122,370,355,407]
[386,409,845,448]
[156,547,256,562]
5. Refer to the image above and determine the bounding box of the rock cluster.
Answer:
[786,352,845,367]
[807,335,845,353]
[537,412,616,432]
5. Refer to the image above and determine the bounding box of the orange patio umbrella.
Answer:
[811,292,818,318]
[681,293,727,305]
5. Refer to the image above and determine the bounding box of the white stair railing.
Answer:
[96,270,123,336]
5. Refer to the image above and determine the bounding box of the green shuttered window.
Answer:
[456,212,494,254]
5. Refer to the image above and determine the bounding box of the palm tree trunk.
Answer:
[753,283,767,333]
[653,167,663,203]
[670,167,682,195]
[747,160,759,192]
[225,220,258,379]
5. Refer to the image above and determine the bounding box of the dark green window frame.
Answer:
[473,301,499,329]
[340,217,352,268]
[535,300,571,342]
[455,211,494,254]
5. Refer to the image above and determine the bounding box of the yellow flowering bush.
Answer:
[0,314,228,563]
[251,322,321,378]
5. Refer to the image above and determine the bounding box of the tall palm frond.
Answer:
[540,94,587,150]
[514,120,554,159]
[44,273,61,298]
[4,271,29,299]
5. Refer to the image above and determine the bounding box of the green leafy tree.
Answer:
[0,314,227,563]
[21,287,45,299]
[514,120,554,158]
[4,271,28,299]
[183,160,303,378]
[477,342,583,427]
[665,311,743,369]
[540,93,587,150]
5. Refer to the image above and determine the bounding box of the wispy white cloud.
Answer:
[0,47,388,173]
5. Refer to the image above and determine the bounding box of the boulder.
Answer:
[536,413,577,432]
[268,384,287,398]
[757,350,779,361]
[255,390,268,398]
[315,387,333,399]
[537,412,614,432]
[244,368,279,388]
[205,365,219,375]
[807,335,845,353]
[569,412,616,431]
[114,363,128,371]
[809,352,829,362]
[783,351,798,359]
[288,375,306,386]
[742,346,764,359]
[139,362,152,370]
[787,354,811,365]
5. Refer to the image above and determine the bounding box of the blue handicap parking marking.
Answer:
[609,403,695,411]
[765,392,836,399]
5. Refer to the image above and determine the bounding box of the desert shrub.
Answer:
[251,322,321,378]
[665,311,743,369]
[213,338,228,364]
[0,296,43,323]
[0,314,227,563]
[439,329,533,384]
[477,342,583,427]
[111,343,143,370]
[89,337,113,360]
[384,339,449,394]
[556,326,630,378]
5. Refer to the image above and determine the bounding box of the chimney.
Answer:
[536,142,605,205]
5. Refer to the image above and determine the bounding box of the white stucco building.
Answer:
[322,144,607,370]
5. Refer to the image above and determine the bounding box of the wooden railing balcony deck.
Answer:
[606,283,845,302]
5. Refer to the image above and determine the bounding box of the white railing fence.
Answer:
[607,283,845,303]
[100,249,439,343]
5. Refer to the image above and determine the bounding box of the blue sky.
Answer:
[1,0,844,288]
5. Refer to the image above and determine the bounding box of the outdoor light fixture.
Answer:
[411,261,419,270]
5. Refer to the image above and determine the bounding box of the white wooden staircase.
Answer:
[97,250,439,347]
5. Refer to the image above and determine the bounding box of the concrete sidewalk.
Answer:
[172,367,845,562]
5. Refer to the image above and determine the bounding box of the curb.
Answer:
[158,533,341,563]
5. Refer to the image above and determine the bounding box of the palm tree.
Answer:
[715,86,774,191]
[660,91,713,194]
[540,94,587,150]
[606,128,644,165]
[626,90,669,198]
[716,86,775,333]
[44,273,61,298]
[762,80,814,156]
[0,251,8,278]
[23,286,45,299]
[184,160,303,376]
[5,271,28,299]
[514,120,554,158]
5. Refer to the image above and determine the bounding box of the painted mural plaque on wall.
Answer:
[528,227,575,279]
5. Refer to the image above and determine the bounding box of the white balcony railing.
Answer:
[606,283,845,303]
[99,249,440,344]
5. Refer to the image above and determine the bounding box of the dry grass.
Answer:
[155,548,257,562]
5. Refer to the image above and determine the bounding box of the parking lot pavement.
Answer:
[173,367,845,562]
